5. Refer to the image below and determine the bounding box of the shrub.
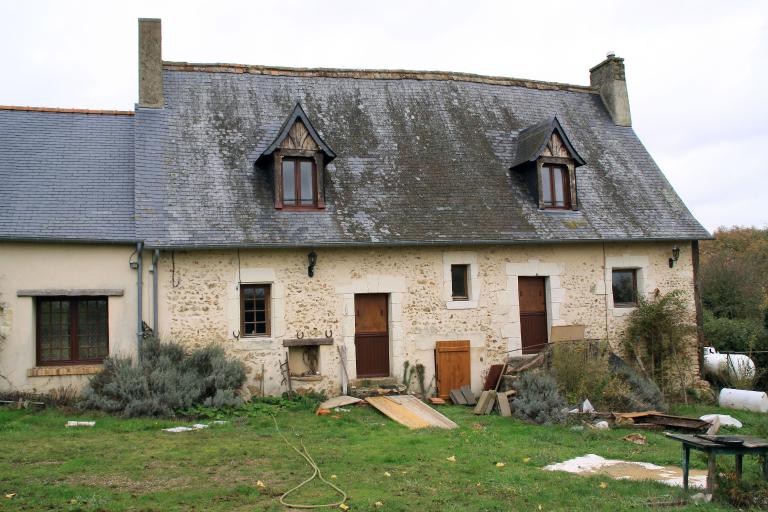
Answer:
[622,289,695,394]
[604,354,667,412]
[79,338,246,417]
[549,340,611,405]
[511,371,566,425]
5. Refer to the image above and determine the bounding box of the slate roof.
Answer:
[0,107,135,243]
[1,64,711,247]
[134,64,710,248]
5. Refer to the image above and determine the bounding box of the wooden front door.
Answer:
[354,294,389,377]
[435,340,471,399]
[518,277,548,354]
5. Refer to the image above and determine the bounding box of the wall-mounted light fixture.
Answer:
[668,245,680,268]
[307,251,318,277]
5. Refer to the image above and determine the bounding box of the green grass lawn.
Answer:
[0,402,766,511]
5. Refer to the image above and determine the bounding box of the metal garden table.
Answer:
[665,433,768,494]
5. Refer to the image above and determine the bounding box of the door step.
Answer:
[349,377,405,398]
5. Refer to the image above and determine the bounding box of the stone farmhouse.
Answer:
[0,19,710,397]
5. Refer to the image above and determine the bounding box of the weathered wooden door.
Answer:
[354,294,389,377]
[518,277,548,354]
[435,340,471,399]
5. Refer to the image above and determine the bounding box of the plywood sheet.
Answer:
[550,325,586,342]
[366,395,457,429]
[319,395,362,410]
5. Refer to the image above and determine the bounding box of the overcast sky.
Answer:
[1,0,766,232]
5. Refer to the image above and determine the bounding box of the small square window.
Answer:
[612,269,638,307]
[451,264,469,300]
[241,284,271,336]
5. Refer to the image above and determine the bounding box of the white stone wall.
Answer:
[154,242,697,397]
[0,241,697,395]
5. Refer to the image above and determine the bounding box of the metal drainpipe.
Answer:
[152,249,159,335]
[136,242,144,360]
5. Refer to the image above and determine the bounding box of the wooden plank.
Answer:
[483,364,505,391]
[366,395,457,429]
[435,340,470,399]
[484,391,497,414]
[473,390,497,415]
[365,396,431,429]
[283,338,334,347]
[449,389,467,405]
[387,395,458,429]
[497,391,512,417]
[17,289,124,297]
[460,385,476,405]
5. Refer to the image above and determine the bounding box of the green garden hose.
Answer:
[271,415,348,509]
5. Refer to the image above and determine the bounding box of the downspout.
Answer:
[136,242,144,360]
[152,249,159,335]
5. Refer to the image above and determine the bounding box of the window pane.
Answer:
[282,160,295,205]
[76,298,108,360]
[451,265,468,299]
[612,270,637,305]
[541,167,552,206]
[38,299,70,362]
[300,161,314,205]
[241,285,270,336]
[553,167,565,207]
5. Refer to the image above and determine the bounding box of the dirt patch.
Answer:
[65,474,194,494]
[544,454,708,489]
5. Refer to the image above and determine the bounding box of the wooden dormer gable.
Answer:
[510,117,585,211]
[256,103,335,210]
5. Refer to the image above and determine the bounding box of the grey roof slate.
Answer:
[0,109,135,242]
[510,116,585,168]
[134,68,710,248]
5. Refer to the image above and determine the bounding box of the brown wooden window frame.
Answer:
[36,296,109,366]
[281,157,318,209]
[240,284,271,337]
[612,269,638,307]
[539,163,571,209]
[450,264,470,301]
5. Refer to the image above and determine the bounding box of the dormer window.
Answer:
[282,158,317,208]
[510,116,585,211]
[540,164,571,209]
[253,103,336,211]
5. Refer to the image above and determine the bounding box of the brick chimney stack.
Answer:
[138,18,163,108]
[589,53,631,127]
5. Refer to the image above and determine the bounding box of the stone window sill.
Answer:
[446,300,478,310]
[290,375,323,382]
[27,365,103,377]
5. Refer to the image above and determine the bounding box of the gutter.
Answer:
[141,235,714,251]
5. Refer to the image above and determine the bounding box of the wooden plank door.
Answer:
[435,340,470,399]
[354,294,389,377]
[518,277,548,354]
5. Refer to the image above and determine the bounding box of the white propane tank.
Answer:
[702,347,756,380]
[719,388,768,413]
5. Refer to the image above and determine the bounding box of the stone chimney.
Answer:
[589,53,631,127]
[138,18,163,108]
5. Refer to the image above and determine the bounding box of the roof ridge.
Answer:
[162,62,597,94]
[0,105,135,116]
